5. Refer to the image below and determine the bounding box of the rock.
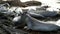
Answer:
[13,16,21,22]
[1,24,28,34]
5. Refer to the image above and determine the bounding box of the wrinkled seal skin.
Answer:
[18,9,60,31]
[26,14,60,31]
[19,10,60,31]
[28,9,57,17]
[28,6,58,18]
